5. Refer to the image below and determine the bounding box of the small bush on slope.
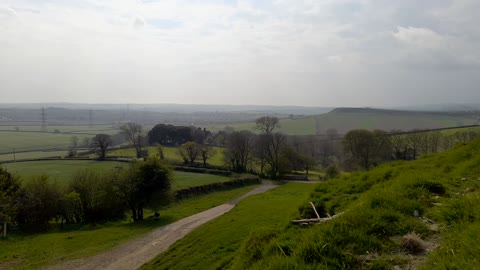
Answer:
[232,138,480,269]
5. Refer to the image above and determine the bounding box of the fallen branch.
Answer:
[291,212,344,224]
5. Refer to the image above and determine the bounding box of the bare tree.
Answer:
[255,116,279,135]
[224,130,255,172]
[90,134,112,160]
[264,132,287,178]
[200,145,216,167]
[120,122,144,158]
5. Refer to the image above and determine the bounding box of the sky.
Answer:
[0,0,479,107]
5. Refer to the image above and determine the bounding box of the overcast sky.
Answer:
[1,0,479,107]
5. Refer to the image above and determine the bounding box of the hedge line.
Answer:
[172,166,233,177]
[175,177,260,200]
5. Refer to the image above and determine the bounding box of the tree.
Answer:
[111,157,172,221]
[16,176,62,227]
[343,129,391,170]
[178,142,201,165]
[264,132,287,178]
[70,170,124,223]
[200,145,216,167]
[120,122,144,158]
[255,116,279,135]
[67,136,78,157]
[224,130,255,172]
[90,134,112,160]
[0,167,22,223]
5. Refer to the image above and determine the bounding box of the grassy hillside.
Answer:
[207,117,317,136]
[142,183,317,270]
[222,138,480,269]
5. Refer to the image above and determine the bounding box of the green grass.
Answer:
[0,185,259,270]
[2,160,124,185]
[0,124,118,134]
[0,151,67,162]
[207,117,317,135]
[141,183,317,270]
[208,137,480,269]
[108,146,226,167]
[0,131,90,153]
[172,171,230,189]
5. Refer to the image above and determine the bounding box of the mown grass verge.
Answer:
[141,183,317,270]
[0,185,259,270]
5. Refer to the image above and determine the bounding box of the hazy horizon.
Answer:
[1,1,480,107]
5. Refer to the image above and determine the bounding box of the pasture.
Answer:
[108,146,226,167]
[1,160,231,189]
[0,131,90,153]
[0,151,66,162]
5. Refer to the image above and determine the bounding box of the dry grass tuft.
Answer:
[401,232,426,254]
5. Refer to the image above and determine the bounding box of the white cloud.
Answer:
[0,0,480,106]
[393,26,445,49]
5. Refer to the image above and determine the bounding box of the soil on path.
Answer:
[43,182,278,270]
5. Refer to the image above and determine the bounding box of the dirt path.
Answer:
[44,183,278,270]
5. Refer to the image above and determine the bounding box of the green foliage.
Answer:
[16,176,62,227]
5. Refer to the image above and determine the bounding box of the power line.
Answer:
[40,107,47,131]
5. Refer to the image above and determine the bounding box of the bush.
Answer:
[325,165,340,180]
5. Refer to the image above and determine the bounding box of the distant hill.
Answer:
[314,107,479,134]
[210,107,479,135]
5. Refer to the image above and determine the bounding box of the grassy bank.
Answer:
[0,185,259,270]
[142,183,317,270]
[220,138,480,269]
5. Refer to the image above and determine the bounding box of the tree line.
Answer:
[0,156,172,229]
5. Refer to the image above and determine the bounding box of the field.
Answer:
[1,160,231,189]
[0,131,90,153]
[108,146,226,167]
[207,116,317,136]
[0,124,117,134]
[142,183,317,270]
[2,160,123,183]
[0,185,259,270]
[0,151,67,162]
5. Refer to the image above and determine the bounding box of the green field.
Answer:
[0,124,117,134]
[0,131,90,153]
[1,160,231,189]
[0,185,259,270]
[172,171,230,189]
[2,160,123,183]
[0,151,67,162]
[108,146,226,167]
[142,183,316,270]
[207,116,317,136]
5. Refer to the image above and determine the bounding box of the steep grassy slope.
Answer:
[226,138,480,269]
